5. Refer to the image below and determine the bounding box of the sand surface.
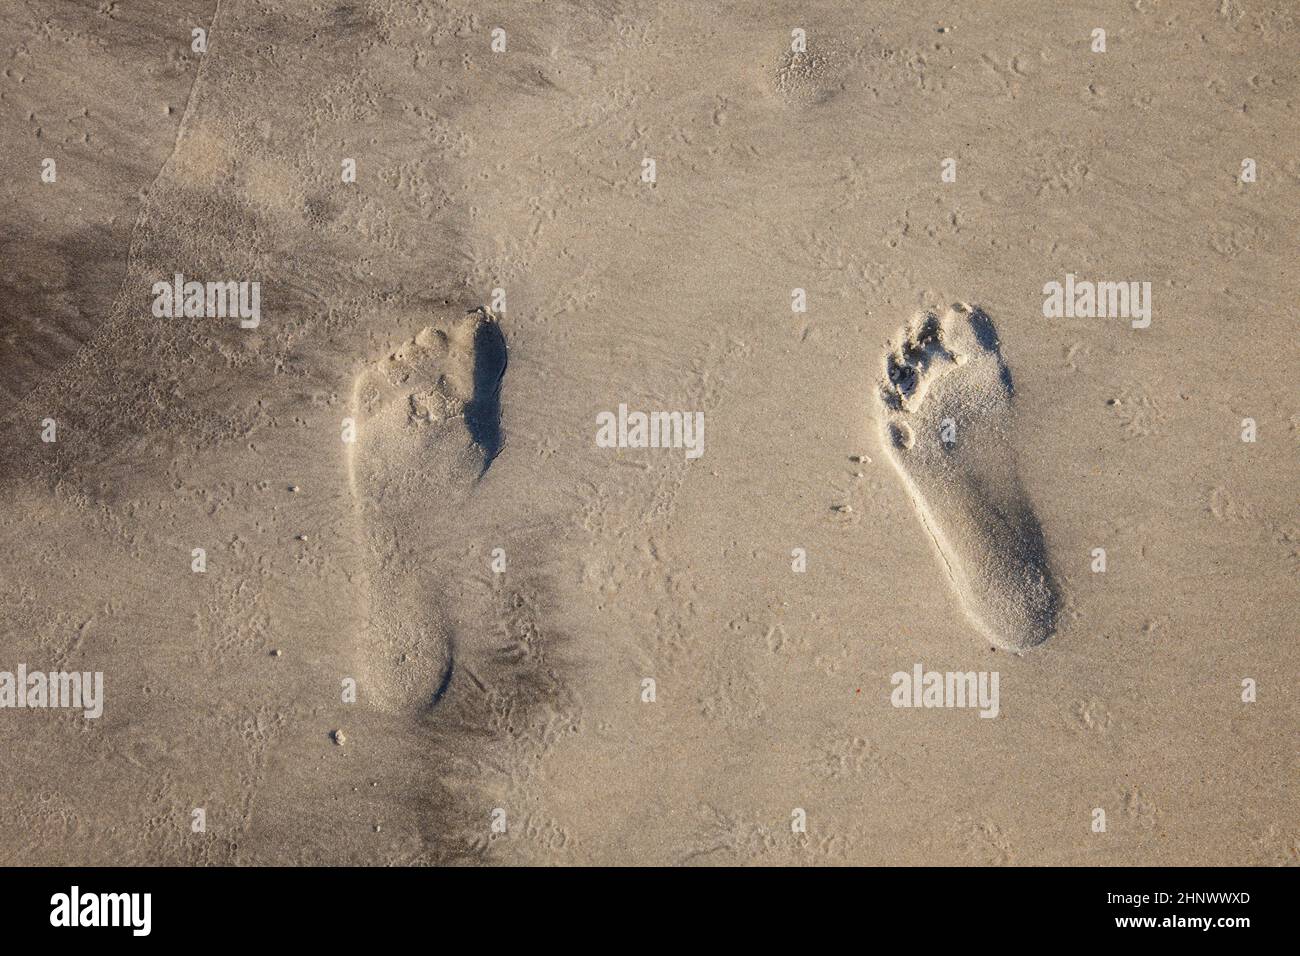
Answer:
[0,0,1296,865]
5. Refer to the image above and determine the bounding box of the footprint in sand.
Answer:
[878,303,1057,650]
[345,307,507,709]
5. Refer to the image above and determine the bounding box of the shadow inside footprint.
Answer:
[428,646,455,709]
[967,306,1014,393]
[466,316,508,475]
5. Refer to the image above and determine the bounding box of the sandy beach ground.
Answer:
[0,0,1295,865]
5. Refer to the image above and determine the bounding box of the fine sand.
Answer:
[0,1,1296,866]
